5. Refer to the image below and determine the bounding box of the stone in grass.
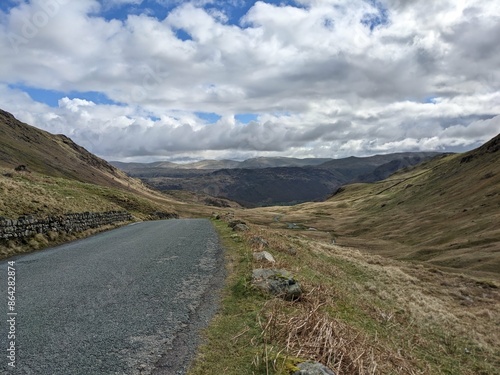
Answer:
[293,361,336,375]
[233,223,250,232]
[228,219,246,228]
[253,251,275,263]
[252,269,302,300]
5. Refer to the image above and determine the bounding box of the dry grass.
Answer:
[224,221,500,374]
[237,150,500,277]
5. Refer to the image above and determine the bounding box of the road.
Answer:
[0,219,225,375]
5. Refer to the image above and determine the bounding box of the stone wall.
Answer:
[0,211,133,241]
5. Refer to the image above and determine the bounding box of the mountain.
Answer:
[0,109,213,221]
[316,152,441,181]
[238,157,333,168]
[0,109,134,190]
[110,156,333,172]
[251,133,500,274]
[116,152,440,207]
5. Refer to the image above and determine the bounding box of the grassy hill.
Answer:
[0,109,219,257]
[241,133,500,275]
[191,135,499,374]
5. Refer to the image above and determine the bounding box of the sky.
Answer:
[0,0,499,162]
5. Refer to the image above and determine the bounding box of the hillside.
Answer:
[0,109,219,224]
[0,109,142,191]
[242,133,500,275]
[116,152,439,207]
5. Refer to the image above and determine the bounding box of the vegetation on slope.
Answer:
[241,134,500,275]
[189,218,499,374]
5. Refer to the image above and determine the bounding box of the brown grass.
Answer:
[224,220,500,374]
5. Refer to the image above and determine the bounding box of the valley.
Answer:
[113,152,439,207]
[1,109,499,374]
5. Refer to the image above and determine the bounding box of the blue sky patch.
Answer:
[361,0,389,31]
[0,0,17,13]
[196,112,222,124]
[174,28,192,41]
[9,84,121,107]
[235,113,258,124]
[423,96,438,104]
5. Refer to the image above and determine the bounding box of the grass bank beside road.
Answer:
[189,217,500,374]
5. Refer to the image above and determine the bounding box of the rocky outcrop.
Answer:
[0,211,133,241]
[252,268,302,300]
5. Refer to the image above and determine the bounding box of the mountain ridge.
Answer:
[114,152,441,207]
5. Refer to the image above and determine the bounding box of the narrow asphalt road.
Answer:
[0,219,225,375]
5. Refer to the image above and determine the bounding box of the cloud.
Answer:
[0,0,499,161]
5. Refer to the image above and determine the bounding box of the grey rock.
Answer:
[253,251,276,263]
[0,211,133,244]
[252,269,302,300]
[293,361,336,375]
[228,219,246,228]
[233,223,250,232]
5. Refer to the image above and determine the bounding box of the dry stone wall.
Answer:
[0,211,132,241]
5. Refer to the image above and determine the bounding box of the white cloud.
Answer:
[0,0,499,161]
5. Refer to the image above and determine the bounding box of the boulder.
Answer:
[252,269,302,300]
[228,219,246,228]
[253,251,275,263]
[233,223,250,232]
[293,361,336,375]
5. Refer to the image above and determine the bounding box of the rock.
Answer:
[211,212,221,220]
[14,164,29,172]
[287,223,301,229]
[307,227,318,231]
[253,251,276,263]
[249,236,269,248]
[252,269,302,300]
[228,219,246,228]
[293,361,336,375]
[233,223,250,232]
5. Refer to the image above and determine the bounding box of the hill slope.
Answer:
[0,109,217,221]
[243,133,500,275]
[0,109,137,190]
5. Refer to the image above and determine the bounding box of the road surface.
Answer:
[0,219,225,374]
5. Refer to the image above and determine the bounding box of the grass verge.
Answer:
[187,219,270,375]
[189,217,500,375]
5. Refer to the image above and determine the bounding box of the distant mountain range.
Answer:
[112,152,441,207]
[110,157,334,171]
